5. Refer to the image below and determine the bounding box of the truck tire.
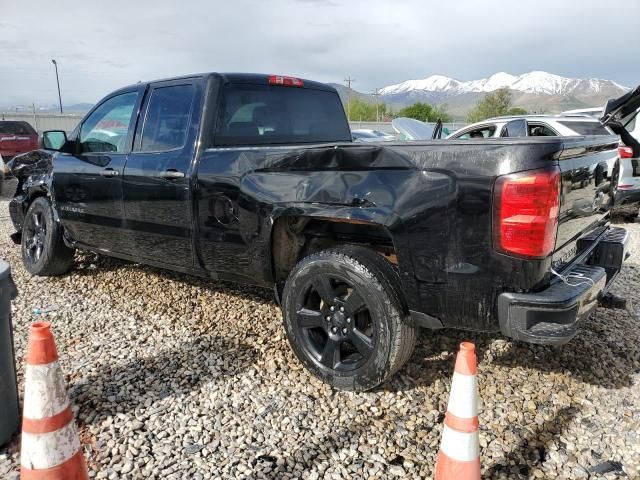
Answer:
[21,197,75,276]
[282,246,417,391]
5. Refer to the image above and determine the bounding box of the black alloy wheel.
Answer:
[21,197,75,276]
[294,273,376,372]
[23,209,46,264]
[282,246,417,391]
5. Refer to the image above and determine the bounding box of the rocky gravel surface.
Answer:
[0,201,639,479]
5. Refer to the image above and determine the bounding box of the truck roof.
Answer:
[115,72,337,94]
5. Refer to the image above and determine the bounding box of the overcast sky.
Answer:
[2,0,638,106]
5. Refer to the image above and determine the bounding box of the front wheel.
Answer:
[282,246,417,391]
[21,197,75,276]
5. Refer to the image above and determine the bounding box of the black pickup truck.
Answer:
[6,73,629,391]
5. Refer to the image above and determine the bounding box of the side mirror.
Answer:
[42,130,68,151]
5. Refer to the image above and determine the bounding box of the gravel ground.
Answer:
[0,201,638,479]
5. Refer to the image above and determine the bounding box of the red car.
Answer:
[0,121,39,161]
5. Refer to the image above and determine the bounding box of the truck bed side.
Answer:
[195,136,619,332]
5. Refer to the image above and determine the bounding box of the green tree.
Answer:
[348,98,387,121]
[507,107,528,116]
[467,88,528,122]
[397,102,451,122]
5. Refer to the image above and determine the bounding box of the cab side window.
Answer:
[80,92,138,153]
[140,85,195,152]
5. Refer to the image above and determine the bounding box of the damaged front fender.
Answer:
[7,149,54,180]
[6,150,55,232]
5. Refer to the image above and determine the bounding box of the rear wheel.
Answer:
[21,197,75,276]
[282,246,416,391]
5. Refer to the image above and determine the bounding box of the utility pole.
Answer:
[51,59,63,114]
[32,103,38,132]
[344,76,354,121]
[372,88,381,122]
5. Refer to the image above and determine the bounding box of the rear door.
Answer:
[122,79,201,267]
[55,89,142,252]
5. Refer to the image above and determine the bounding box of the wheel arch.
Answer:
[269,206,400,299]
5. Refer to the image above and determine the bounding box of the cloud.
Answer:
[1,0,638,106]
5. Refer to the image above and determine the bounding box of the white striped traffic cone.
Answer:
[20,322,89,480]
[434,341,481,480]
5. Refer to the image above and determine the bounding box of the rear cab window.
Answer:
[557,121,610,136]
[214,83,351,146]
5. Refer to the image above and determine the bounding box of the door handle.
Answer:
[101,168,119,177]
[160,169,185,179]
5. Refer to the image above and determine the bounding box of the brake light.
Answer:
[618,184,634,190]
[618,146,634,159]
[493,168,561,258]
[268,75,304,87]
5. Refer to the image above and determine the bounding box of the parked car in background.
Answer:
[564,88,640,218]
[448,114,618,178]
[616,144,640,211]
[448,114,612,139]
[0,121,39,161]
[351,129,395,142]
[563,106,640,142]
[600,85,640,219]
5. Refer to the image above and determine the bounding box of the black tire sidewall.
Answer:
[282,253,398,391]
[21,198,57,275]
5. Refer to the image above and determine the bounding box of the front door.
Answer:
[122,80,200,267]
[55,90,141,253]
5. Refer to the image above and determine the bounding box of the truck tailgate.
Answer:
[553,135,620,265]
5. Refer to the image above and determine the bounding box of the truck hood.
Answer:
[601,84,640,125]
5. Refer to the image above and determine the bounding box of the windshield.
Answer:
[215,84,351,146]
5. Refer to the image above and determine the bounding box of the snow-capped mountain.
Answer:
[380,71,629,97]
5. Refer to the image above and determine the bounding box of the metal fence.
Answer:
[1,113,467,137]
[0,113,83,134]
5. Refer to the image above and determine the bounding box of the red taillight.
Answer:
[268,75,304,87]
[493,168,561,258]
[618,146,634,159]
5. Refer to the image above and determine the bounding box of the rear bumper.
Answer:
[497,227,629,346]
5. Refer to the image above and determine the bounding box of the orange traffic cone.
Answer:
[434,341,481,480]
[20,322,89,480]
